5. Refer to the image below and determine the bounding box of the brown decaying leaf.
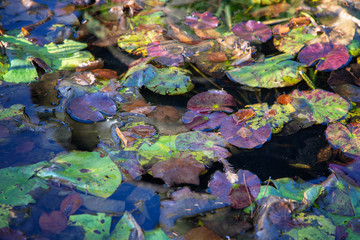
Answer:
[184,226,222,240]
[115,126,128,148]
[207,52,228,62]
[76,59,104,72]
[39,211,68,234]
[234,108,256,123]
[151,154,205,186]
[121,99,149,112]
[289,17,311,28]
[276,94,293,105]
[168,23,201,45]
[237,127,252,138]
[71,72,96,86]
[129,125,157,138]
[250,2,290,18]
[91,69,118,79]
[272,24,290,36]
[0,227,26,240]
[228,184,252,209]
[148,105,180,122]
[194,28,221,40]
[60,193,83,216]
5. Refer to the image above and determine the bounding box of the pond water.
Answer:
[1,0,357,239]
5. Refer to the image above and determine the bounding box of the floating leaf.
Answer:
[0,104,24,121]
[67,92,117,123]
[0,204,11,228]
[108,211,145,240]
[208,170,261,208]
[0,161,49,206]
[151,154,205,185]
[187,90,235,113]
[37,151,122,198]
[273,27,318,55]
[220,115,272,149]
[69,213,111,240]
[329,158,360,187]
[226,54,304,88]
[184,12,219,30]
[289,89,350,124]
[185,226,222,240]
[232,20,272,42]
[182,111,227,131]
[298,43,351,71]
[276,94,293,105]
[0,35,94,83]
[325,122,360,157]
[0,227,26,240]
[39,211,68,234]
[145,67,194,95]
[175,131,230,158]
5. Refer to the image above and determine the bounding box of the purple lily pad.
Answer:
[187,90,236,113]
[182,110,227,131]
[185,11,219,30]
[147,42,186,66]
[175,131,231,158]
[208,170,261,208]
[232,20,272,42]
[298,43,351,71]
[67,92,116,123]
[329,157,360,188]
[220,115,272,149]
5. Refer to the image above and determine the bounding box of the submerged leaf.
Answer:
[69,213,111,240]
[67,92,117,123]
[226,54,304,88]
[39,211,68,234]
[185,12,219,30]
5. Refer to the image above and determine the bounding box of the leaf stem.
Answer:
[299,69,316,90]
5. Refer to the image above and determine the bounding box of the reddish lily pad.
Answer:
[325,122,360,157]
[289,89,350,124]
[187,90,236,113]
[182,110,227,131]
[175,131,231,158]
[60,193,83,217]
[39,211,68,234]
[67,92,116,123]
[151,154,205,186]
[298,43,351,71]
[147,41,187,66]
[220,115,272,149]
[232,20,272,42]
[208,170,261,208]
[184,12,219,30]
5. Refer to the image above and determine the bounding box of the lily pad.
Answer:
[327,69,360,103]
[182,110,227,131]
[226,54,304,88]
[0,35,94,83]
[220,115,272,149]
[0,204,11,228]
[67,92,117,123]
[108,211,144,240]
[0,161,50,206]
[329,158,360,187]
[273,27,318,55]
[232,20,272,42]
[208,169,261,208]
[298,43,351,71]
[69,213,111,240]
[187,90,236,113]
[184,12,219,30]
[325,122,360,157]
[36,151,122,198]
[289,89,350,124]
[175,131,231,158]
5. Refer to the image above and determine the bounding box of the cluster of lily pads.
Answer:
[2,0,360,238]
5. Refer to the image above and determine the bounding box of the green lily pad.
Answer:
[0,161,50,206]
[108,211,144,240]
[145,67,194,95]
[289,89,351,124]
[68,213,111,240]
[138,135,212,169]
[0,204,12,228]
[270,177,314,202]
[144,228,169,240]
[36,151,122,198]
[0,104,24,121]
[273,27,318,55]
[284,213,336,240]
[325,122,360,157]
[0,35,94,83]
[226,54,304,88]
